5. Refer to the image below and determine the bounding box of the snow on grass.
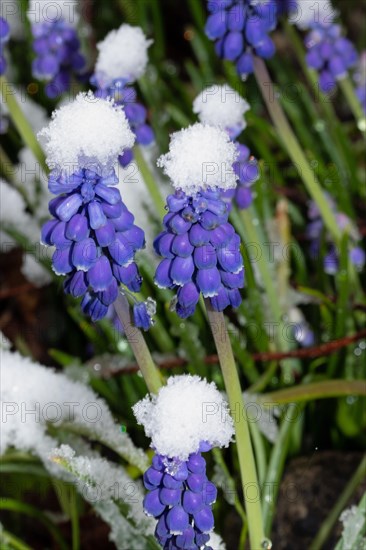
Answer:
[0,177,40,250]
[157,123,238,195]
[0,348,148,472]
[133,375,234,460]
[21,254,52,287]
[95,24,152,86]
[38,92,135,175]
[50,444,155,548]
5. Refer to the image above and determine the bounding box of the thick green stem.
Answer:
[309,455,366,550]
[204,300,268,550]
[262,403,300,535]
[0,76,47,173]
[253,57,341,242]
[339,76,366,133]
[114,293,163,394]
[133,145,166,219]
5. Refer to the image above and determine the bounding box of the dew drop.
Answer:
[315,120,325,132]
[357,118,366,132]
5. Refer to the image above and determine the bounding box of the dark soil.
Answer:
[223,451,365,550]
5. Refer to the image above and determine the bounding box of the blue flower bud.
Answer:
[193,506,215,533]
[95,221,116,247]
[41,219,59,245]
[166,505,189,535]
[196,266,221,297]
[205,11,228,40]
[155,259,174,289]
[172,234,195,258]
[143,488,166,517]
[66,214,90,241]
[72,238,98,271]
[56,194,83,222]
[87,255,113,292]
[64,271,88,298]
[135,124,154,146]
[99,279,118,306]
[88,201,107,230]
[133,300,155,331]
[154,232,175,259]
[183,490,204,514]
[52,247,73,275]
[171,256,195,286]
[160,488,182,506]
[112,210,135,232]
[177,283,200,309]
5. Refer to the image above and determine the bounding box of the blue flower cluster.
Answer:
[307,198,365,274]
[92,78,154,167]
[154,189,244,318]
[205,0,277,77]
[31,20,86,98]
[41,168,146,321]
[143,446,217,549]
[221,143,259,210]
[0,17,10,76]
[305,24,358,92]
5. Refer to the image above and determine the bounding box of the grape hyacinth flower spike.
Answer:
[0,17,10,76]
[154,123,245,319]
[290,0,358,93]
[133,375,234,549]
[27,0,86,98]
[193,84,259,210]
[38,92,154,329]
[205,0,278,78]
[306,195,365,274]
[91,24,154,168]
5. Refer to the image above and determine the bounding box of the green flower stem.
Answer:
[114,293,163,394]
[236,206,288,354]
[262,403,300,535]
[261,380,366,405]
[253,57,342,243]
[204,300,267,550]
[0,76,47,173]
[339,76,366,133]
[133,145,166,219]
[309,455,366,550]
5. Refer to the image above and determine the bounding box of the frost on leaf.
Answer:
[0,349,147,472]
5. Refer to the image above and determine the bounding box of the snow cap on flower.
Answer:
[290,0,336,29]
[193,84,250,134]
[27,0,80,25]
[38,92,135,174]
[95,24,152,86]
[157,123,238,195]
[133,375,234,461]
